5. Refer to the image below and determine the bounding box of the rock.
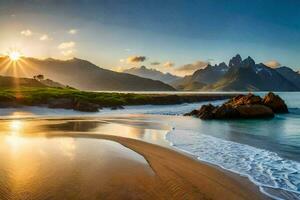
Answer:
[185,92,288,120]
[74,100,99,112]
[197,104,216,119]
[227,93,262,106]
[236,105,274,118]
[48,98,74,109]
[213,104,240,119]
[111,105,124,110]
[263,92,288,113]
[184,104,216,119]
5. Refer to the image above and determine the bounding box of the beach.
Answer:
[0,114,269,200]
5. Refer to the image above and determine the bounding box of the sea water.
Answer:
[164,92,300,200]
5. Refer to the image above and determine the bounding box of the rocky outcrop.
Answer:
[73,100,99,112]
[185,92,287,120]
[48,98,99,112]
[48,98,74,109]
[263,92,288,113]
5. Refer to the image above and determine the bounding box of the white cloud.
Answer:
[163,61,175,68]
[20,29,32,36]
[61,49,74,57]
[264,60,281,68]
[69,29,78,35]
[58,41,76,49]
[40,34,50,41]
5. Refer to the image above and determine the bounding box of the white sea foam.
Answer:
[166,129,300,200]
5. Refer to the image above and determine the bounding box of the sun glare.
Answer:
[9,51,21,61]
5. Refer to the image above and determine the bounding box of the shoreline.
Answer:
[42,132,269,200]
[0,87,236,112]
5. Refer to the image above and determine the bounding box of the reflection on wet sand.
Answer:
[0,115,171,143]
[0,115,267,200]
[0,116,171,199]
[0,134,155,200]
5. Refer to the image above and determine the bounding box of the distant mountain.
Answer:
[173,54,300,91]
[0,57,175,91]
[275,66,300,87]
[123,66,180,84]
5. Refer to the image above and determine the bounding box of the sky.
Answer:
[0,0,300,76]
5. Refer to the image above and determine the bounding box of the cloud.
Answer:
[40,34,50,41]
[126,56,146,63]
[163,61,175,68]
[176,61,209,73]
[61,49,74,57]
[58,41,76,49]
[150,62,160,66]
[20,29,32,36]
[264,60,281,68]
[69,29,78,35]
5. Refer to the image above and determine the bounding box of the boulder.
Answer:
[184,92,288,120]
[213,104,240,119]
[197,104,216,119]
[48,98,74,109]
[184,104,216,119]
[74,100,99,112]
[227,93,262,106]
[111,105,124,110]
[263,92,288,113]
[236,105,274,118]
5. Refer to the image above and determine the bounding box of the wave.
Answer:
[166,129,300,200]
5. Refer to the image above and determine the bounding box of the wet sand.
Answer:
[0,117,269,200]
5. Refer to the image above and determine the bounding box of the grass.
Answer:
[0,87,234,109]
[0,87,151,107]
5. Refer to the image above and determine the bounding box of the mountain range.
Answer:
[123,66,180,84]
[1,55,299,91]
[172,54,300,91]
[0,57,175,91]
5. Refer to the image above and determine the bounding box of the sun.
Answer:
[9,51,21,61]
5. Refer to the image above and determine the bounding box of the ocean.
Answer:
[165,92,300,200]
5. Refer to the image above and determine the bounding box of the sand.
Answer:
[44,132,269,200]
[0,118,269,199]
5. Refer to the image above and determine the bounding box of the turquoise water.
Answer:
[166,92,300,199]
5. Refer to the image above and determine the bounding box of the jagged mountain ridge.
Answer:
[172,54,300,91]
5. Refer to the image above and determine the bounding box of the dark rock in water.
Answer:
[185,92,287,120]
[227,93,262,106]
[236,105,274,118]
[111,105,124,110]
[74,100,99,112]
[48,98,74,109]
[213,104,240,119]
[196,104,216,119]
[263,92,288,113]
